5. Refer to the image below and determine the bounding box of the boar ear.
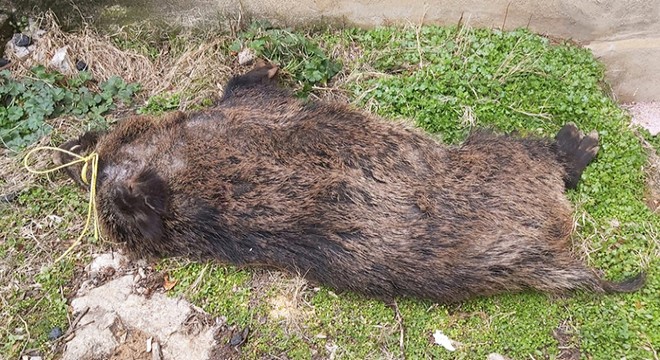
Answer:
[220,62,280,101]
[113,168,168,242]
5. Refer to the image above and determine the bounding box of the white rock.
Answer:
[49,46,72,73]
[6,42,34,59]
[488,353,510,360]
[432,330,456,351]
[63,274,220,360]
[87,252,129,275]
[238,48,256,65]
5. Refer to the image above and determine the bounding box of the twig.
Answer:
[648,338,659,360]
[67,0,87,24]
[415,5,429,69]
[457,12,464,29]
[57,306,90,344]
[186,263,209,295]
[507,105,553,120]
[502,2,512,30]
[233,0,245,38]
[391,300,406,359]
[18,315,31,356]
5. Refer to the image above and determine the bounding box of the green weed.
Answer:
[137,92,181,115]
[231,22,341,94]
[0,67,140,150]
[0,184,86,358]
[338,25,658,358]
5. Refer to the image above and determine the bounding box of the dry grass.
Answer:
[639,140,660,265]
[9,13,158,92]
[267,273,312,331]
[569,199,606,264]
[7,11,236,110]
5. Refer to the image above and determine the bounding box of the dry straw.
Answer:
[7,11,235,108]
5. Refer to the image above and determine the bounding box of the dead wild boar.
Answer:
[54,63,644,303]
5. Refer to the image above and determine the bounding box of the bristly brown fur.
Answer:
[55,64,644,303]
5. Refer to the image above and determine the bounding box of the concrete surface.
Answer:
[61,252,221,360]
[626,102,660,136]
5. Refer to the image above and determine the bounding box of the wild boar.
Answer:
[54,63,644,303]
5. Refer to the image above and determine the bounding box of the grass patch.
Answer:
[163,261,254,325]
[335,25,659,358]
[231,22,342,94]
[137,92,181,115]
[0,183,88,357]
[2,18,658,359]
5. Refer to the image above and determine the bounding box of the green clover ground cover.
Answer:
[0,66,139,151]
[161,26,658,358]
[340,26,659,358]
[2,23,657,359]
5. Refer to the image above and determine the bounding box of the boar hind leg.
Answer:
[53,131,103,188]
[554,123,600,189]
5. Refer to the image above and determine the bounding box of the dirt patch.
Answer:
[553,320,580,360]
[642,148,660,212]
[107,322,151,360]
[248,270,314,334]
[625,102,660,212]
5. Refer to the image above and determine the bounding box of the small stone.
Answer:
[13,33,32,47]
[0,58,9,68]
[229,327,249,346]
[87,252,129,275]
[76,60,88,71]
[9,43,32,59]
[151,341,162,360]
[238,48,255,65]
[48,327,63,340]
[49,46,71,73]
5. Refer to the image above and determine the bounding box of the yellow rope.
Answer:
[23,146,101,263]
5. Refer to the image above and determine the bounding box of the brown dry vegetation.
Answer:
[6,12,236,109]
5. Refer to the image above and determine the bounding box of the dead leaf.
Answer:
[163,274,178,291]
